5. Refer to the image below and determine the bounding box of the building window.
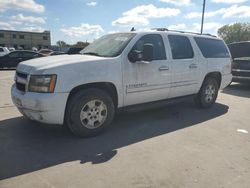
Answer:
[19,35,25,39]
[43,36,48,40]
[0,33,4,38]
[13,34,16,39]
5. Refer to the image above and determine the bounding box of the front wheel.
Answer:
[65,88,115,137]
[194,77,219,108]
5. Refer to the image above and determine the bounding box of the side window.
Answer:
[132,34,166,60]
[0,48,4,52]
[168,35,194,59]
[22,52,36,58]
[9,52,20,58]
[194,37,230,58]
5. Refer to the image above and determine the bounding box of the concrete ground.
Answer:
[0,70,250,188]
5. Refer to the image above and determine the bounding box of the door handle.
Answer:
[159,66,169,71]
[189,64,197,69]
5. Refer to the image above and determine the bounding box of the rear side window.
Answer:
[132,34,166,60]
[0,48,3,52]
[22,52,36,58]
[194,37,230,58]
[168,35,194,59]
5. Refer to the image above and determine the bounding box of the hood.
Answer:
[228,42,250,59]
[17,54,104,73]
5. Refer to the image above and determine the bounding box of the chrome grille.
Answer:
[15,71,28,92]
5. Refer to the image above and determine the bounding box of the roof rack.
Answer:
[151,28,217,37]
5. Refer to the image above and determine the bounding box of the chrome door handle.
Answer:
[189,64,197,69]
[159,66,169,71]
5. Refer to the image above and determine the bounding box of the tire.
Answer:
[194,77,219,108]
[65,88,115,137]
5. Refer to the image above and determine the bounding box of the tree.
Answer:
[56,40,68,47]
[72,41,89,48]
[218,23,250,44]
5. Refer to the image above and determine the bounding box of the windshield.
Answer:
[81,33,136,57]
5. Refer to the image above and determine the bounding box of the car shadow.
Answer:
[0,100,229,180]
[222,83,250,98]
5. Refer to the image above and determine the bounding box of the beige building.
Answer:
[0,30,51,50]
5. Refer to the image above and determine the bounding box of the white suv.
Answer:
[11,30,232,137]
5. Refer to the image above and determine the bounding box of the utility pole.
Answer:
[201,0,206,34]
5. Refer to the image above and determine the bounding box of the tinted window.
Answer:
[168,35,194,59]
[194,37,230,58]
[9,52,20,58]
[0,33,4,38]
[13,34,16,38]
[43,36,48,40]
[22,52,36,58]
[0,48,3,52]
[132,34,166,60]
[19,35,24,39]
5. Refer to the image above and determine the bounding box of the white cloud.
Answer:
[185,5,250,19]
[11,14,46,24]
[211,0,247,4]
[159,0,191,6]
[0,22,15,30]
[0,0,44,13]
[223,5,250,18]
[61,23,104,37]
[112,4,180,27]
[186,8,226,19]
[108,30,120,34]
[112,16,149,26]
[191,22,223,34]
[21,26,46,32]
[168,23,187,30]
[86,1,97,6]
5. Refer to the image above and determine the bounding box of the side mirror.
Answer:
[142,44,153,62]
[128,50,142,63]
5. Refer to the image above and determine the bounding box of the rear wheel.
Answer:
[194,77,219,108]
[65,88,115,137]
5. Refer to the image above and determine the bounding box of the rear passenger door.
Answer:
[167,35,199,97]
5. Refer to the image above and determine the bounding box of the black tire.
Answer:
[65,88,115,137]
[194,77,219,108]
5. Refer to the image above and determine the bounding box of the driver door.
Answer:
[123,34,172,106]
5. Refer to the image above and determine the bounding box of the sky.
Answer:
[0,0,249,45]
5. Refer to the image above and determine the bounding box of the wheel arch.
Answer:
[203,72,222,88]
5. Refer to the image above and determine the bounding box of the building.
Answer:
[0,30,51,50]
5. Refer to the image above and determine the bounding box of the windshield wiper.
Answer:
[83,52,102,57]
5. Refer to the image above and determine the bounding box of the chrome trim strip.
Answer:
[232,69,250,73]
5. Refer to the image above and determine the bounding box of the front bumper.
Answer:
[11,84,69,125]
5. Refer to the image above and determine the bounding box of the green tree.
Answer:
[56,40,68,47]
[72,41,89,48]
[218,23,250,44]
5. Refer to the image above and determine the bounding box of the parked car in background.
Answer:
[49,51,66,56]
[8,47,15,52]
[0,47,10,57]
[39,49,53,55]
[0,50,44,69]
[67,47,83,55]
[228,41,250,84]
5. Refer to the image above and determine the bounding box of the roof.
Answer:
[0,29,50,34]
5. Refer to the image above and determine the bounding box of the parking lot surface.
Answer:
[0,70,250,188]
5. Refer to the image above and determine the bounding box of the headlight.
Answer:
[28,75,57,93]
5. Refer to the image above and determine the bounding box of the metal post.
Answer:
[201,0,206,34]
